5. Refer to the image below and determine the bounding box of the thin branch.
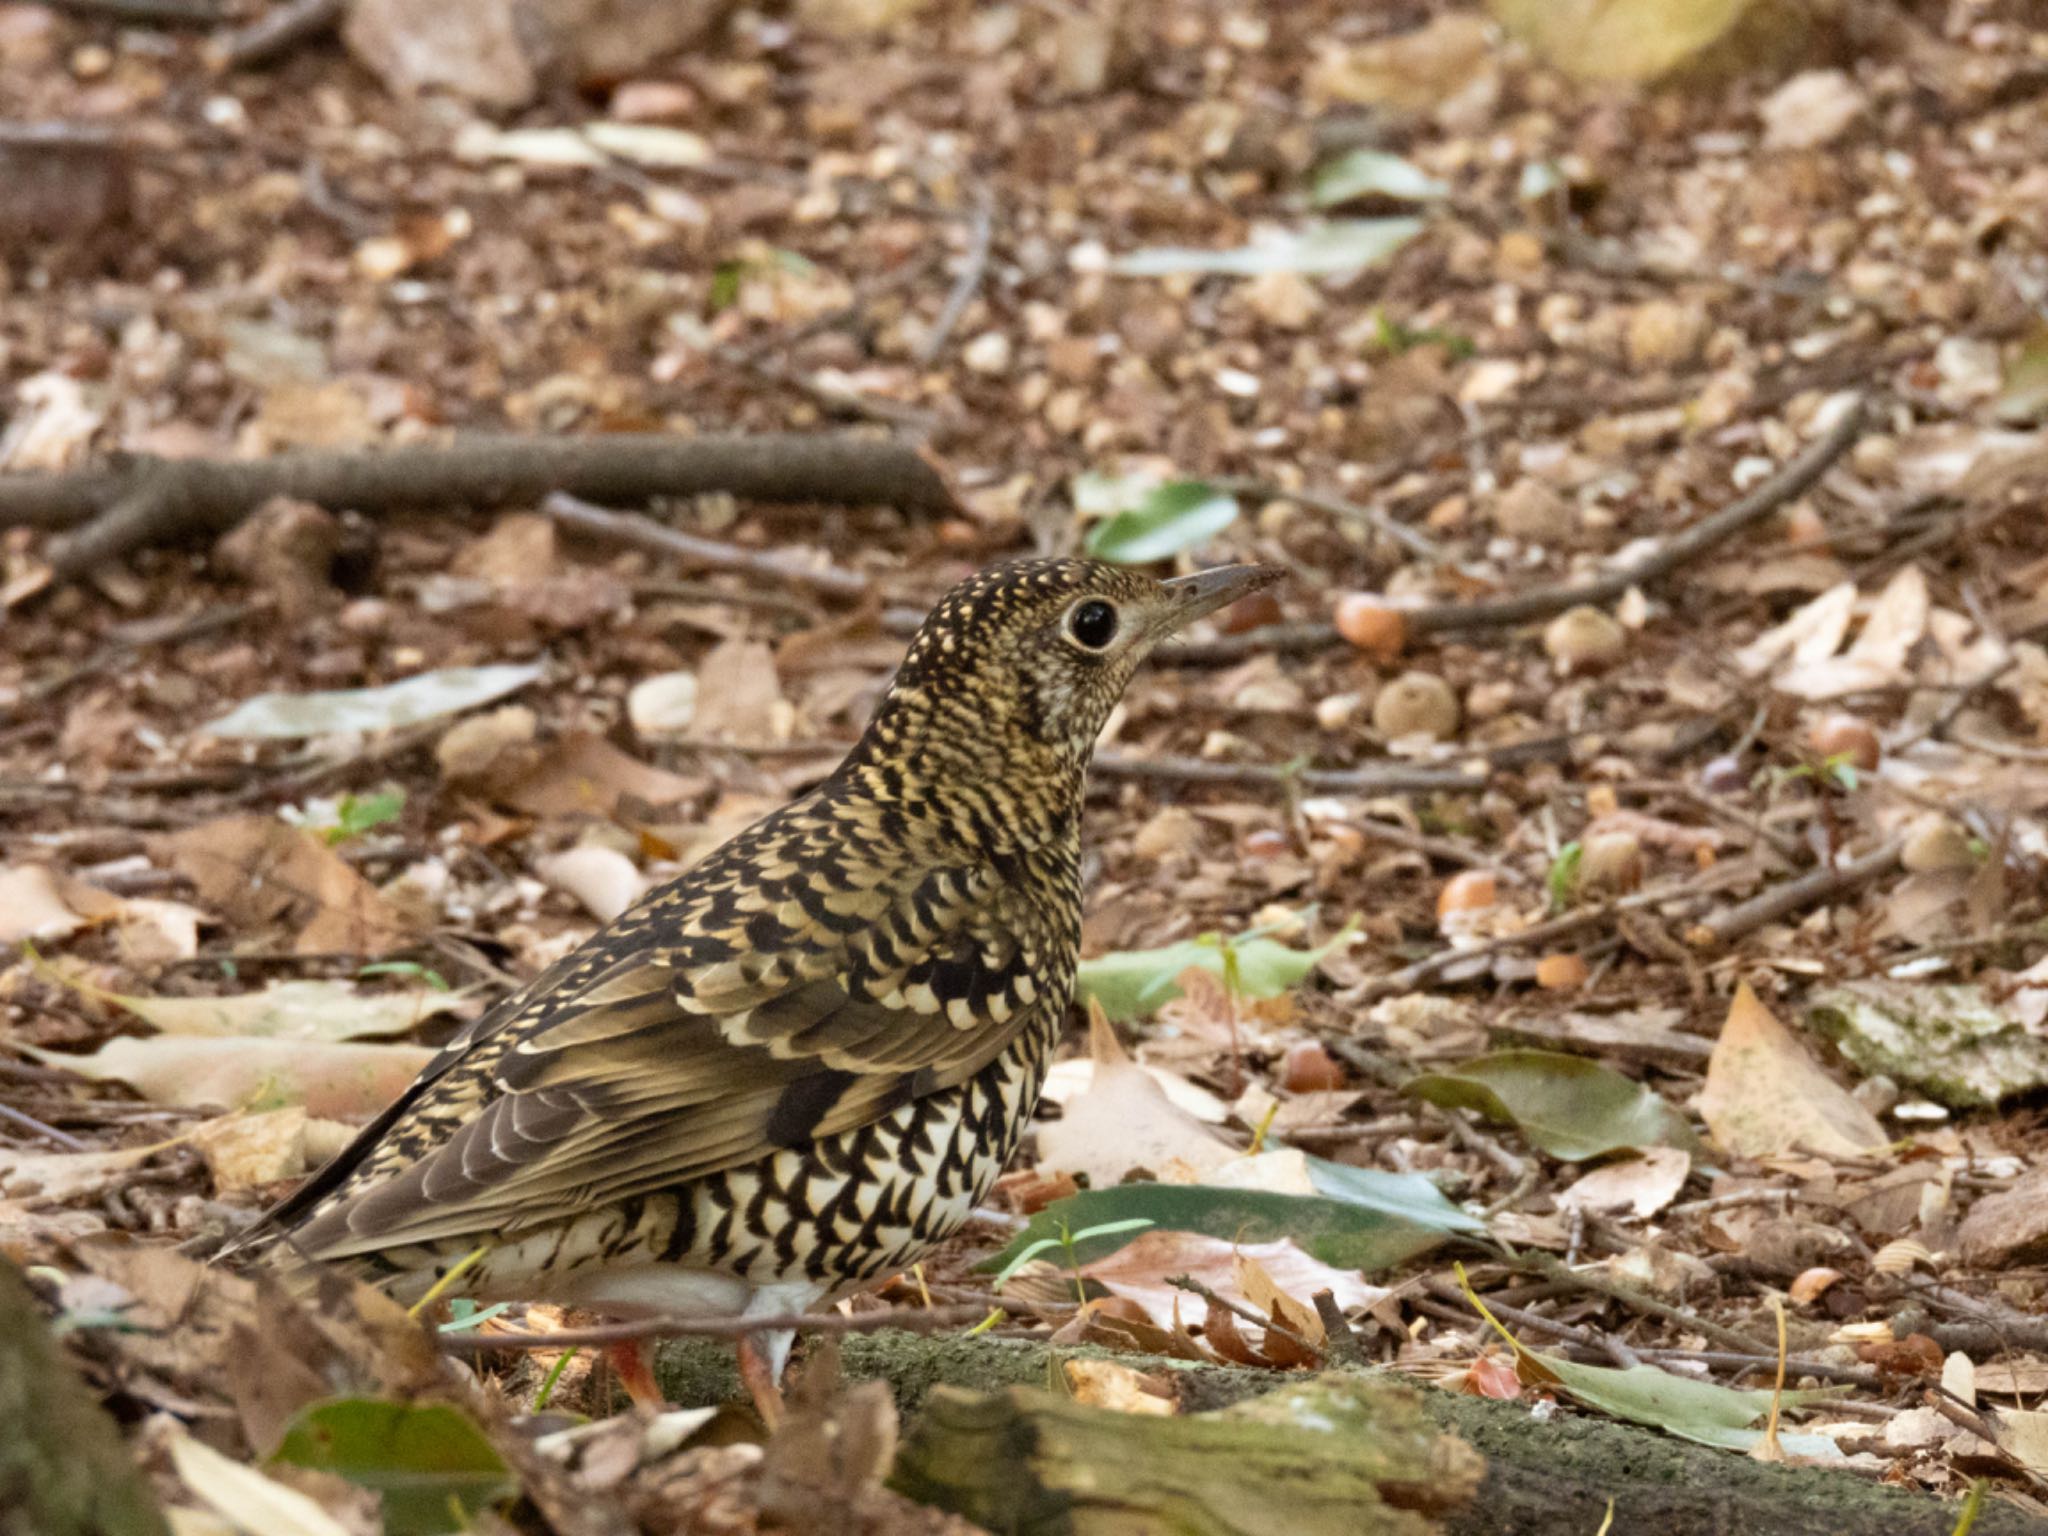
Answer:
[1174,400,1870,663]
[438,1301,985,1354]
[0,1101,89,1151]
[1,433,957,580]
[545,492,873,598]
[914,189,995,365]
[1166,1275,1324,1363]
[47,0,222,23]
[215,0,344,68]
[1510,1252,1776,1357]
[1693,837,1905,948]
[1210,475,1443,564]
[1092,752,1486,798]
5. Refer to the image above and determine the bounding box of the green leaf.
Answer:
[1076,923,1353,1023]
[1082,480,1240,565]
[272,1399,514,1536]
[1302,1155,1487,1236]
[1312,149,1449,207]
[1111,218,1425,279]
[980,1180,1471,1278]
[324,790,406,845]
[1521,1355,1840,1457]
[1546,841,1583,911]
[1404,1050,1701,1162]
[203,663,543,739]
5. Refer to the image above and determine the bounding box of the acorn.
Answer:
[1808,714,1881,773]
[1535,953,1590,990]
[1543,605,1626,672]
[1579,831,1646,894]
[1437,870,1498,922]
[1334,593,1408,661]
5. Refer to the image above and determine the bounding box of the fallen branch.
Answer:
[214,0,344,68]
[1692,837,1905,948]
[1174,398,1869,663]
[914,188,995,365]
[5,432,957,580]
[1091,751,1486,798]
[1210,475,1443,564]
[438,1301,984,1354]
[545,491,872,598]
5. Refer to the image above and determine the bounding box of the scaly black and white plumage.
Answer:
[227,557,1279,1411]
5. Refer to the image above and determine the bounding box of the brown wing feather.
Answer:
[270,804,1060,1263]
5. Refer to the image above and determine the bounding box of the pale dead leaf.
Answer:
[1777,566,1929,699]
[112,896,207,964]
[536,844,649,922]
[169,1431,355,1536]
[1061,1358,1177,1415]
[478,732,702,820]
[23,1036,432,1118]
[1037,1003,1237,1185]
[38,965,467,1042]
[1557,1145,1692,1219]
[189,1108,309,1191]
[0,865,86,943]
[1199,1148,1319,1195]
[690,637,790,745]
[1697,984,1889,1159]
[1733,582,1856,677]
[0,1142,156,1202]
[1235,1250,1323,1345]
[1992,1409,2048,1477]
[1079,1230,1384,1334]
[1041,1056,1231,1123]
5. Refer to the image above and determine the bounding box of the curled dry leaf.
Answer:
[1062,1359,1177,1415]
[154,816,409,956]
[1078,1230,1384,1336]
[1696,984,1888,1160]
[1557,1145,1691,1220]
[1787,1267,1844,1306]
[189,1107,311,1192]
[0,864,87,944]
[0,1142,157,1203]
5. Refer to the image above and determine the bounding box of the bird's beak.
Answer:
[1152,563,1285,637]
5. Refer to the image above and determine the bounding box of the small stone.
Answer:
[962,330,1013,375]
[1625,299,1710,370]
[1492,478,1574,543]
[609,79,697,121]
[627,671,700,738]
[1901,813,1974,873]
[436,705,536,781]
[1240,270,1320,330]
[1132,805,1199,862]
[1760,69,1866,152]
[1543,606,1626,672]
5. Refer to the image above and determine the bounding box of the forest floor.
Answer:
[7,0,2048,1531]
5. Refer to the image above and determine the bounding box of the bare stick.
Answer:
[914,189,995,365]
[545,492,872,598]
[1166,1275,1324,1363]
[1311,1287,1368,1365]
[48,0,222,23]
[1693,837,1904,947]
[438,1301,985,1354]
[1210,475,1443,564]
[1175,401,1870,663]
[2,433,957,578]
[215,0,344,67]
[0,1101,89,1151]
[1092,751,1485,798]
[1510,1251,1775,1356]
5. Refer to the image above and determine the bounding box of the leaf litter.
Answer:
[9,0,2048,1527]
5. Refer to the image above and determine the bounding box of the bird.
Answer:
[224,556,1280,1419]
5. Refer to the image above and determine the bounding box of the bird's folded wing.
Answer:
[282,863,1055,1261]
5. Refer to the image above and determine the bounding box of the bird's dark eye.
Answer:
[1067,599,1119,651]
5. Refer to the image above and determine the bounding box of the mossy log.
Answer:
[657,1332,2045,1536]
[891,1373,1481,1536]
[0,1258,168,1536]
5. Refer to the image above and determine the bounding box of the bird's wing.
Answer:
[274,826,1062,1262]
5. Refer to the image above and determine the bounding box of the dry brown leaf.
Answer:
[477,731,703,820]
[1697,984,1889,1159]
[1061,1358,1177,1415]
[1036,1002,1237,1186]
[189,1108,310,1191]
[690,637,790,745]
[153,816,409,956]
[0,1142,157,1203]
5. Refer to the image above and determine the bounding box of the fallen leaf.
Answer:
[0,865,87,943]
[1405,1050,1702,1162]
[689,638,789,745]
[0,1142,157,1202]
[270,1398,516,1532]
[1557,1146,1693,1219]
[1061,1358,1177,1415]
[203,663,544,739]
[1697,985,1888,1159]
[476,732,703,820]
[1037,1004,1237,1185]
[23,1036,432,1118]
[1079,1230,1384,1336]
[1080,479,1241,565]
[190,1108,310,1191]
[536,844,649,922]
[1112,220,1424,279]
[42,967,465,1042]
[170,1431,356,1536]
[153,817,410,956]
[1490,0,1757,83]
[1077,922,1353,1022]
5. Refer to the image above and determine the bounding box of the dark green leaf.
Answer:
[1301,1155,1487,1236]
[271,1399,514,1536]
[1405,1050,1701,1162]
[1083,481,1240,565]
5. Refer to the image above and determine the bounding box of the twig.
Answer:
[1417,1279,1641,1369]
[1170,400,1869,663]
[545,492,872,598]
[1640,1346,1881,1389]
[438,1301,985,1354]
[1210,476,1443,564]
[0,1101,90,1150]
[914,188,995,365]
[1092,752,1486,798]
[1166,1274,1324,1363]
[1510,1252,1775,1357]
[1311,1288,1368,1365]
[3,433,957,579]
[1693,837,1905,947]
[215,0,344,68]
[48,0,222,23]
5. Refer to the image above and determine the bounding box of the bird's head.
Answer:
[852,559,1283,809]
